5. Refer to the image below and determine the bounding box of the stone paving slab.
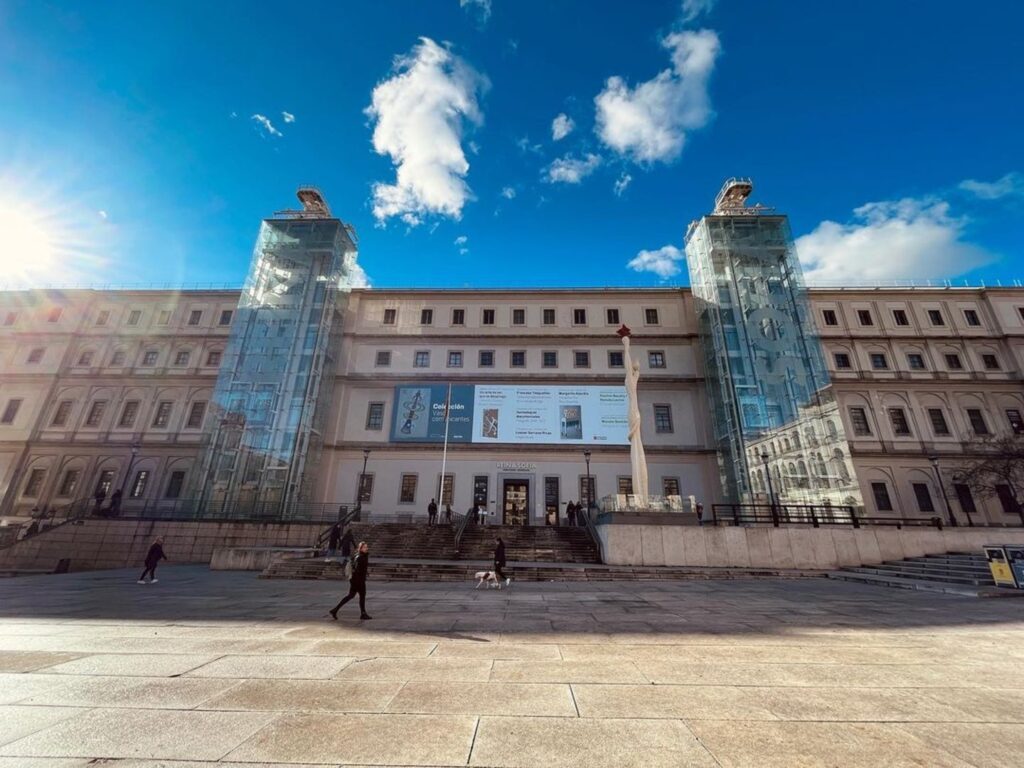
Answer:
[201,679,403,713]
[0,706,88,748]
[387,681,577,716]
[18,675,241,709]
[38,653,219,677]
[186,654,354,679]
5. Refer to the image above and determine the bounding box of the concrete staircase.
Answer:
[342,522,458,560]
[829,552,1020,597]
[457,525,600,564]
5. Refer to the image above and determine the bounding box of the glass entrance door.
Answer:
[503,480,529,525]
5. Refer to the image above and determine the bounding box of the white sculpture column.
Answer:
[618,325,649,507]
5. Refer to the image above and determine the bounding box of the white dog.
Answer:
[474,571,502,589]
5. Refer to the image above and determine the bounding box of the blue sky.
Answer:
[0,0,1021,289]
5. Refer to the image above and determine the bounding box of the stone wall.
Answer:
[0,519,324,573]
[596,523,1024,570]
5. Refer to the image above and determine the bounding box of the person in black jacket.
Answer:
[330,541,371,620]
[339,528,355,558]
[327,523,341,557]
[138,537,166,584]
[493,536,509,587]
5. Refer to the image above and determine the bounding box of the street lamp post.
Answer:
[583,449,593,522]
[929,456,960,527]
[355,448,370,519]
[760,451,780,526]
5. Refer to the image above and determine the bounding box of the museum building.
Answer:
[0,183,1022,528]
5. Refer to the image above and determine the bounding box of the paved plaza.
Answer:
[0,566,1022,767]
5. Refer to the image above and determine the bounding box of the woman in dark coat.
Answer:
[138,537,166,584]
[330,542,371,620]
[493,536,509,586]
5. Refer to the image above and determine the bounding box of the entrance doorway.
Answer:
[502,479,529,525]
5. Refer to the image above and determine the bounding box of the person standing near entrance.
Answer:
[567,500,577,527]
[427,498,438,526]
[329,541,371,620]
[493,536,509,587]
[138,537,166,584]
[327,523,341,558]
[444,503,453,524]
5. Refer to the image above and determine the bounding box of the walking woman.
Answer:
[493,536,510,587]
[138,536,166,584]
[329,541,372,620]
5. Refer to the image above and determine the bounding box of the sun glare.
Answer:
[0,205,57,269]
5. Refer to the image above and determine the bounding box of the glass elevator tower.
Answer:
[685,179,863,511]
[195,188,360,517]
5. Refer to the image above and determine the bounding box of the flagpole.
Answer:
[439,383,452,505]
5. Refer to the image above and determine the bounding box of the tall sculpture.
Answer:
[618,325,649,505]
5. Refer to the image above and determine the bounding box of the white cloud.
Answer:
[613,172,632,197]
[251,113,282,137]
[230,111,238,118]
[454,235,470,254]
[958,172,1023,201]
[543,153,602,184]
[681,0,716,21]
[366,38,488,226]
[282,111,296,123]
[460,0,492,23]
[500,186,516,199]
[796,197,994,284]
[97,210,108,220]
[343,253,371,288]
[595,29,720,163]
[516,136,543,155]
[551,113,575,141]
[627,245,685,279]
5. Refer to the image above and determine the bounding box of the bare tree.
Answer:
[952,434,1024,526]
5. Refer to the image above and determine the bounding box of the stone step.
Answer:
[843,566,992,586]
[828,570,1023,598]
[875,563,992,577]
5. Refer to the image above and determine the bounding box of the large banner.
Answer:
[390,384,628,445]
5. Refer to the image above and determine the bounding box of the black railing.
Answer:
[710,503,946,530]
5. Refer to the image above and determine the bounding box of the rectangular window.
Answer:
[186,401,206,429]
[375,350,391,367]
[644,308,659,325]
[512,308,525,326]
[85,401,107,427]
[173,350,190,366]
[982,354,1000,370]
[413,350,430,368]
[857,309,873,326]
[892,309,909,326]
[617,476,634,495]
[944,353,963,370]
[187,310,202,326]
[996,485,1021,516]
[606,308,620,325]
[365,402,385,430]
[126,309,141,326]
[58,469,80,497]
[3,312,16,326]
[871,482,893,512]
[165,471,186,499]
[27,348,44,364]
[1,399,21,424]
[451,308,465,325]
[93,470,115,498]
[479,350,494,367]
[96,310,110,326]
[47,307,62,323]
[927,408,950,436]
[438,473,454,506]
[662,477,680,497]
[907,353,926,370]
[648,351,666,369]
[574,350,590,368]
[833,353,851,369]
[822,309,838,326]
[111,350,126,366]
[580,475,595,510]
[482,308,495,325]
[24,469,46,498]
[608,351,624,368]
[206,350,221,366]
[473,475,489,506]
[399,474,418,504]
[77,351,94,366]
[953,483,977,515]
[383,308,397,325]
[573,308,587,325]
[511,350,526,367]
[118,400,140,428]
[152,401,172,428]
[1019,307,1024,323]
[653,404,673,433]
[447,350,463,368]
[542,350,558,368]
[51,400,73,427]
[130,470,149,499]
[964,309,981,327]
[142,350,158,366]
[913,483,935,513]
[219,309,233,325]
[357,473,374,503]
[1007,409,1024,434]
[888,407,911,436]
[157,310,171,325]
[544,476,560,521]
[542,308,556,325]
[927,309,945,326]
[420,309,433,325]
[966,408,989,436]
[849,407,872,436]
[870,353,888,370]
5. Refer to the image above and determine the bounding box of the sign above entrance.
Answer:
[497,461,536,471]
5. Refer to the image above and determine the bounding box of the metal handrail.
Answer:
[709,503,952,530]
[453,512,471,553]
[577,505,604,563]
